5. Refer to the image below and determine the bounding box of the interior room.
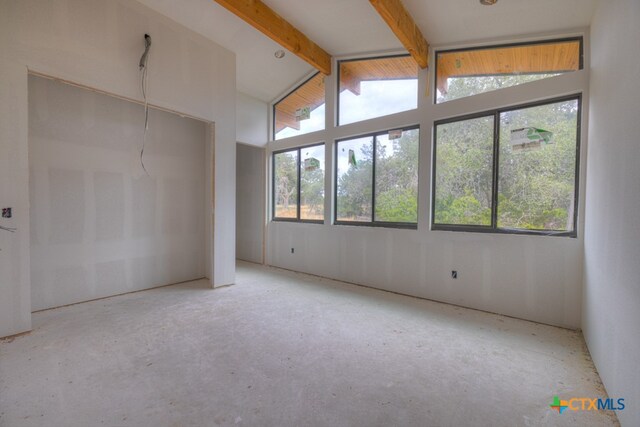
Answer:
[0,0,638,426]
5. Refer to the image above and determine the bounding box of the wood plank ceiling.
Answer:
[436,40,581,94]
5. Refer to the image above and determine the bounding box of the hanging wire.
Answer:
[140,59,150,176]
[0,226,16,233]
[138,34,152,176]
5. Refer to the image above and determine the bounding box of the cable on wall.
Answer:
[139,34,152,175]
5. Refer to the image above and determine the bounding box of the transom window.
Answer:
[273,73,325,140]
[338,55,418,126]
[435,38,583,103]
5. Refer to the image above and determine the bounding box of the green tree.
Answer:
[337,141,373,221]
[300,164,324,218]
[375,130,419,222]
[337,130,419,223]
[434,80,579,231]
[274,152,297,216]
[434,116,493,225]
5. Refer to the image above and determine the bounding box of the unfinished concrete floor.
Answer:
[0,261,618,427]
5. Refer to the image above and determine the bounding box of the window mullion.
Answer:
[334,142,338,224]
[491,112,500,230]
[297,149,302,220]
[371,135,377,224]
[271,153,276,220]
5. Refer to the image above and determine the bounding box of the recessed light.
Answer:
[274,50,285,59]
[480,0,498,5]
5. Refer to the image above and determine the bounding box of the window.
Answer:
[338,55,418,126]
[433,96,581,236]
[273,144,325,222]
[336,127,419,228]
[435,38,583,104]
[274,73,325,140]
[433,115,494,226]
[273,150,298,219]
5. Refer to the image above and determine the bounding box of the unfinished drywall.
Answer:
[237,92,268,147]
[0,0,235,338]
[268,223,584,328]
[583,1,640,425]
[28,76,207,310]
[236,143,265,264]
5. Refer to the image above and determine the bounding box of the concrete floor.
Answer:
[0,261,619,427]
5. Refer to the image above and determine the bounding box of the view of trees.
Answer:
[274,146,325,220]
[498,100,578,231]
[300,145,325,220]
[336,137,373,221]
[274,151,298,218]
[275,74,579,234]
[434,116,494,226]
[336,129,419,223]
[435,76,579,232]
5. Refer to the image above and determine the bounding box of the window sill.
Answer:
[334,221,417,230]
[431,224,577,238]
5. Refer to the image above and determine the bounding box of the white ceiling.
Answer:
[138,0,600,103]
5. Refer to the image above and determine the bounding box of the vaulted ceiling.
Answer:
[137,0,599,103]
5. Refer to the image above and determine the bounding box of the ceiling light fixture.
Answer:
[274,50,285,59]
[480,0,498,5]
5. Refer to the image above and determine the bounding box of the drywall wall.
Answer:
[266,33,590,329]
[0,0,235,338]
[583,1,640,425]
[236,143,265,264]
[237,92,268,147]
[29,76,207,310]
[268,224,583,328]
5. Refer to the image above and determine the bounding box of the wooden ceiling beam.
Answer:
[369,0,429,69]
[213,0,332,75]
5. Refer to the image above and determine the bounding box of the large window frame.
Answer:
[434,37,584,104]
[334,126,420,230]
[431,94,582,237]
[272,143,325,224]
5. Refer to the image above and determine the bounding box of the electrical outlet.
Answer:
[291,248,295,254]
[2,208,11,219]
[451,270,458,279]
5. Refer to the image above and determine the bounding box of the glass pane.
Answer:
[374,129,419,223]
[300,145,325,221]
[336,137,373,222]
[339,56,418,126]
[498,99,579,232]
[274,150,298,218]
[434,116,494,226]
[274,73,325,140]
[436,39,582,103]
